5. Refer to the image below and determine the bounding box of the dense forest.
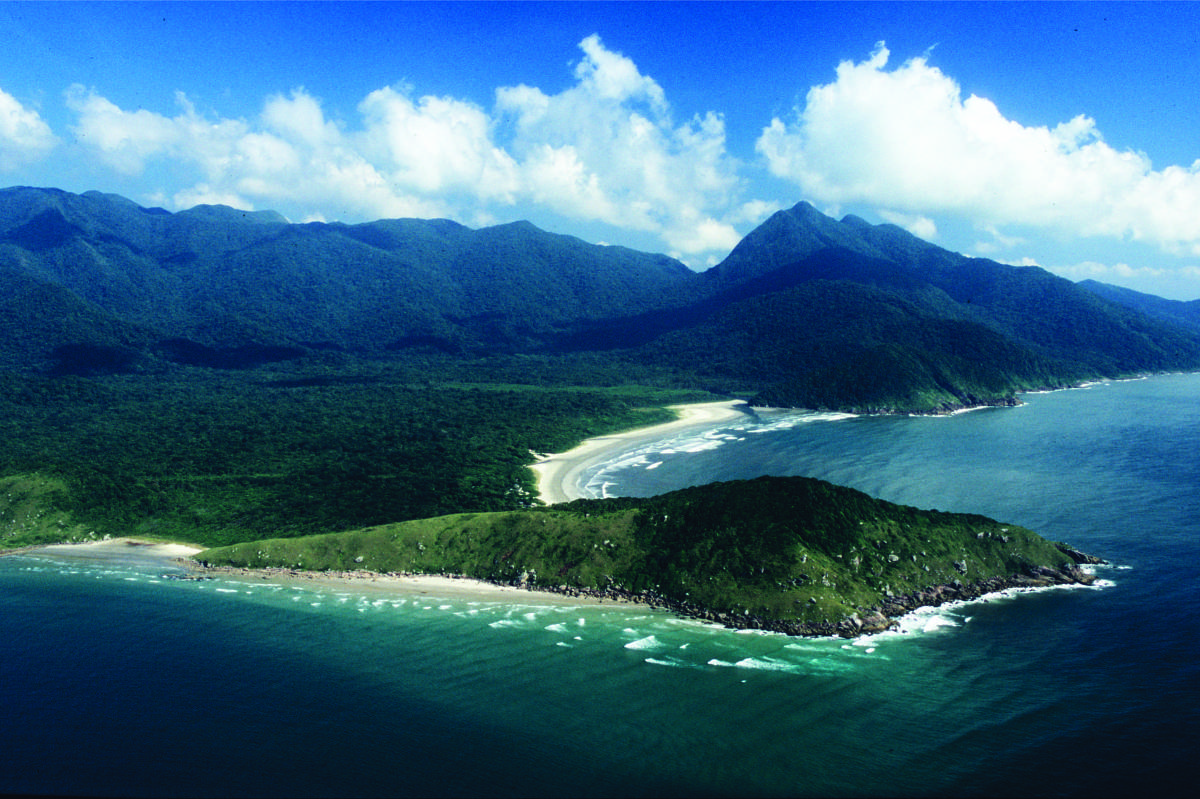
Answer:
[0,363,713,549]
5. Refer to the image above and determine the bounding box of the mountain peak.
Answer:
[177,204,289,225]
[706,201,890,285]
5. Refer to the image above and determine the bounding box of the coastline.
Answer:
[4,538,644,609]
[529,399,752,505]
[5,532,1104,640]
[189,562,638,607]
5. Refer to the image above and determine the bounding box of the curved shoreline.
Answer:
[529,399,753,505]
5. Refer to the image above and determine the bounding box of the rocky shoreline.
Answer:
[187,544,1104,639]
[508,559,1100,639]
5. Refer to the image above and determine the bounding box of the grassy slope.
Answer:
[197,475,1096,635]
[0,473,93,547]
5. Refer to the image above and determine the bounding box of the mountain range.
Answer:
[3,185,1198,412]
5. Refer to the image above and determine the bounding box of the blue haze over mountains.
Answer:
[3,185,1199,411]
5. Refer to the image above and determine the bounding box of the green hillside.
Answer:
[0,186,693,361]
[197,475,1100,637]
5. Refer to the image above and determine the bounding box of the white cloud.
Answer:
[1039,259,1200,300]
[357,86,520,201]
[1052,260,1169,282]
[729,199,784,226]
[495,35,744,255]
[757,43,1200,257]
[879,210,937,240]
[66,86,247,177]
[58,36,753,262]
[172,184,253,211]
[0,86,57,170]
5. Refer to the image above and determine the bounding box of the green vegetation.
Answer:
[198,475,1093,633]
[0,364,709,549]
[1,189,1117,632]
[0,473,92,547]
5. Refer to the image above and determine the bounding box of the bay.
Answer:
[3,374,1198,797]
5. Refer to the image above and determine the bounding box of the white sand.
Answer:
[208,567,607,605]
[11,539,609,605]
[529,399,750,505]
[27,538,204,559]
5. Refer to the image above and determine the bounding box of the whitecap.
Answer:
[921,616,959,632]
[488,619,519,628]
[545,622,568,633]
[624,635,663,651]
[733,656,799,672]
[644,657,683,668]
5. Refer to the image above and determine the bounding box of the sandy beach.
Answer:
[1,537,205,560]
[197,565,644,607]
[6,537,636,607]
[529,399,751,505]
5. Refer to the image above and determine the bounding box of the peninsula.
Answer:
[196,472,1101,638]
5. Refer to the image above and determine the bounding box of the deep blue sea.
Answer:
[3,374,1199,798]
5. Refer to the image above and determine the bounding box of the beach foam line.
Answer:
[529,400,752,505]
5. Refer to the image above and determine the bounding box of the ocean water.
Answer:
[3,374,1199,797]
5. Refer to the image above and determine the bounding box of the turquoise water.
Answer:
[3,374,1198,797]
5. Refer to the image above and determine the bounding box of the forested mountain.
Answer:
[4,186,1200,410]
[0,186,692,368]
[1078,279,1200,335]
[565,202,1200,409]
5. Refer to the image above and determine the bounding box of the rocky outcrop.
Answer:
[521,560,1103,639]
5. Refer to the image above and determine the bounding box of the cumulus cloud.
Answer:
[878,210,937,241]
[757,43,1200,256]
[496,34,743,255]
[66,86,246,176]
[59,35,750,262]
[358,87,520,201]
[0,86,57,170]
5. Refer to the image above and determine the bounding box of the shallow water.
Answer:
[3,374,1198,797]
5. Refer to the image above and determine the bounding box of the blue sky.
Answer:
[4,2,1200,299]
